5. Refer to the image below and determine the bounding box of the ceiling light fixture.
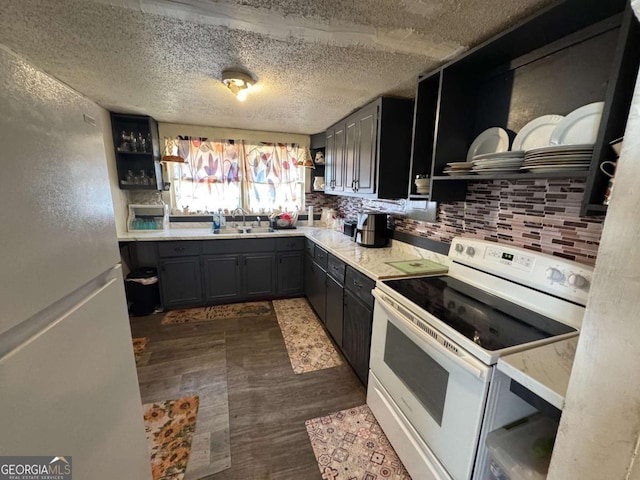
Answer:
[221,69,256,102]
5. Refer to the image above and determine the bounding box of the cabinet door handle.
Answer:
[353,280,362,289]
[236,258,239,267]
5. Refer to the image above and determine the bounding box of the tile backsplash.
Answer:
[310,178,604,266]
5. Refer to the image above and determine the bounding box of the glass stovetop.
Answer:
[382,275,576,351]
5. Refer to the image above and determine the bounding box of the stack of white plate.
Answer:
[443,162,474,176]
[471,151,525,174]
[414,176,431,194]
[520,144,593,173]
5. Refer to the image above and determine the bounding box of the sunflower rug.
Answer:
[143,396,200,480]
[162,301,273,324]
[305,404,411,480]
[132,337,149,363]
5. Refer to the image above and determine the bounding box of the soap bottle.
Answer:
[218,208,226,229]
[212,211,220,232]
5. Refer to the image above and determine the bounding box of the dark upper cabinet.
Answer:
[344,104,377,194]
[110,113,162,190]
[353,104,377,194]
[325,96,414,199]
[325,123,346,193]
[409,0,640,215]
[344,117,358,193]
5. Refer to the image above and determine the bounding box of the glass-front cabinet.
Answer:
[110,113,162,190]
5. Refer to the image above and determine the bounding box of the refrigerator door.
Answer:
[0,273,151,479]
[0,47,120,336]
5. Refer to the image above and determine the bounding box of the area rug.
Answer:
[272,298,343,374]
[143,395,200,480]
[305,404,411,480]
[133,337,149,362]
[162,301,273,324]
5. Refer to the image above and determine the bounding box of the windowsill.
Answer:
[169,214,315,223]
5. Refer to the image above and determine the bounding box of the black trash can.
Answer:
[125,267,160,316]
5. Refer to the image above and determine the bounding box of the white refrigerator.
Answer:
[0,46,151,478]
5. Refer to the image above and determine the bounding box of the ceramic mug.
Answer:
[600,161,617,205]
[599,160,617,178]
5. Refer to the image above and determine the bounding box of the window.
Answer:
[165,137,306,214]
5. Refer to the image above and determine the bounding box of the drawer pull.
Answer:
[174,247,186,252]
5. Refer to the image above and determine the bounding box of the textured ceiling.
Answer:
[0,0,555,134]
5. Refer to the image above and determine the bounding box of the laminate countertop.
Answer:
[118,225,451,280]
[497,337,578,411]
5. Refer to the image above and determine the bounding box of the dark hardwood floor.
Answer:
[130,306,366,479]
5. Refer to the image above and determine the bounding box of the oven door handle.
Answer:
[373,289,490,380]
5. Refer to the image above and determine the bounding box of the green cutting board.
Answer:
[385,259,448,275]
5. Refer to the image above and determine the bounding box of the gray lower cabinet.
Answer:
[159,256,203,307]
[244,253,276,298]
[277,251,304,296]
[325,275,344,347]
[203,252,276,302]
[342,288,373,386]
[202,254,242,303]
[304,253,326,323]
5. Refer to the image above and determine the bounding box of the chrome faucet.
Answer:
[232,207,247,226]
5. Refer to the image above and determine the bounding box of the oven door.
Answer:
[370,289,491,480]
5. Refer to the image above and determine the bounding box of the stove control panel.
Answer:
[449,237,594,305]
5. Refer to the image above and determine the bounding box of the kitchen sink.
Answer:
[211,227,274,235]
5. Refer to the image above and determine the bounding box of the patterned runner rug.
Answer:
[305,404,411,480]
[143,396,200,480]
[162,301,273,324]
[133,337,148,363]
[272,298,343,374]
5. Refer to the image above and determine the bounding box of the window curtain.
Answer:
[164,137,306,213]
[168,137,242,212]
[242,142,305,213]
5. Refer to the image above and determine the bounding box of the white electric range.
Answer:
[367,237,593,480]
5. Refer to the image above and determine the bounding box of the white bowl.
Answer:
[415,178,430,187]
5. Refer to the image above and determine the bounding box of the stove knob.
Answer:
[466,246,476,256]
[455,243,464,253]
[546,267,565,283]
[568,274,588,288]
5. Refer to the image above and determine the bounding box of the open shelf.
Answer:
[432,172,590,181]
[407,0,638,215]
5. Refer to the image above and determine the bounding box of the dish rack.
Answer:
[270,212,298,229]
[127,204,168,231]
